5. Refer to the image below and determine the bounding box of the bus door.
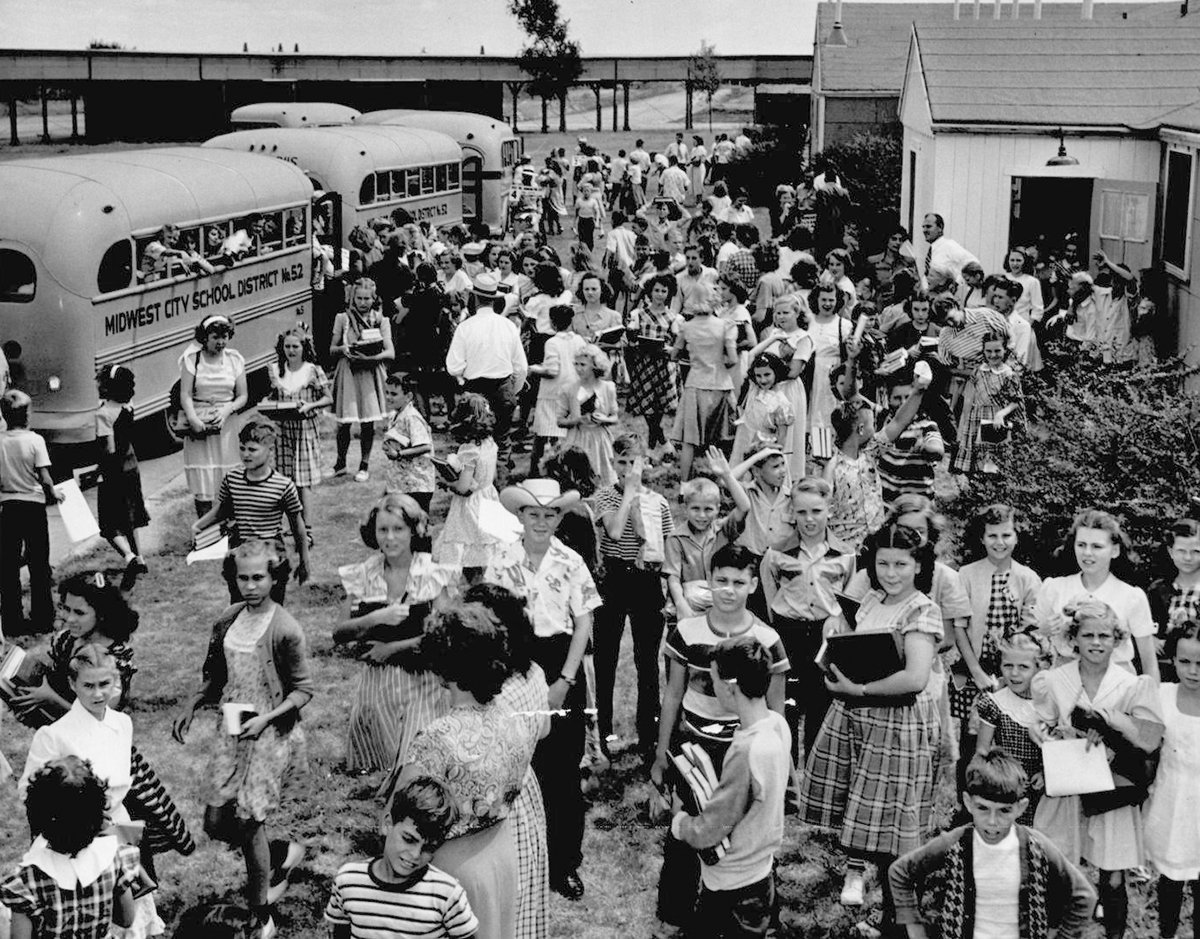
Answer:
[462,156,483,222]
[311,190,343,368]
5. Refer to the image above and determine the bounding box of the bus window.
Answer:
[204,222,230,262]
[283,207,307,247]
[0,249,37,302]
[502,140,518,168]
[421,166,435,194]
[259,212,283,253]
[407,169,421,198]
[178,228,202,255]
[359,174,375,206]
[97,241,133,294]
[375,171,392,202]
[448,163,461,189]
[436,164,448,192]
[391,170,406,197]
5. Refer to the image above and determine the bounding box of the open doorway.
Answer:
[1009,176,1093,255]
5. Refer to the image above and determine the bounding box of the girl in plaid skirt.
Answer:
[267,328,331,540]
[799,523,944,928]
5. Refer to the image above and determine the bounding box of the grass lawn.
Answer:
[0,419,1177,937]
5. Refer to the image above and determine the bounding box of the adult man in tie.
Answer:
[921,213,979,287]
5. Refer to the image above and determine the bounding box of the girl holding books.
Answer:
[331,278,394,483]
[333,494,457,772]
[267,328,331,536]
[952,330,1024,476]
[799,523,944,926]
[557,345,619,488]
[432,394,502,579]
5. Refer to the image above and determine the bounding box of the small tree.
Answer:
[813,129,903,243]
[509,0,583,133]
[690,41,721,133]
[88,40,127,50]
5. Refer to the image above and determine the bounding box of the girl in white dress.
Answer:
[745,294,813,480]
[1032,598,1163,939]
[1144,622,1200,939]
[805,282,851,461]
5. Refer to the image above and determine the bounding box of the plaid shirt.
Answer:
[0,841,141,939]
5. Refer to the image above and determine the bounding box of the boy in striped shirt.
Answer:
[193,417,310,591]
[325,776,478,939]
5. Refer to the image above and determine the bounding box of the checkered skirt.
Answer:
[799,690,942,857]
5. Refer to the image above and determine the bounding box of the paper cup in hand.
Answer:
[913,360,933,388]
[222,703,257,736]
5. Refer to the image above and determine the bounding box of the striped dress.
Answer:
[337,553,456,771]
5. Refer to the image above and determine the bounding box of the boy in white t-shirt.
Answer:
[889,748,1095,939]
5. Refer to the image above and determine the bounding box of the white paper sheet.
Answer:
[187,535,230,565]
[1041,737,1116,797]
[54,479,99,543]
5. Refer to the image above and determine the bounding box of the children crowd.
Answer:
[0,128,1192,939]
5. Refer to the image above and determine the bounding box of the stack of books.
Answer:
[670,741,730,865]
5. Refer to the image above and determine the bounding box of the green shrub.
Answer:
[813,129,903,239]
[943,342,1200,582]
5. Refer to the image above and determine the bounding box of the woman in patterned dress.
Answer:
[625,273,681,457]
[172,541,315,939]
[800,523,945,925]
[267,328,331,538]
[384,600,534,939]
[953,331,1025,475]
[334,494,457,772]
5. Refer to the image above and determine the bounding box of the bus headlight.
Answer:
[47,375,61,392]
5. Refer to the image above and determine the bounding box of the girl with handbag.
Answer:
[1032,599,1164,939]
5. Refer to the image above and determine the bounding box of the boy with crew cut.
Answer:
[670,636,791,939]
[193,417,310,597]
[731,445,794,559]
[889,748,1095,939]
[651,544,789,939]
[325,775,479,939]
[759,476,856,767]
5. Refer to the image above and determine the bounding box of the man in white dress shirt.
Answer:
[921,213,980,287]
[445,272,528,483]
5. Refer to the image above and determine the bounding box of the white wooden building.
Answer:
[897,11,1200,357]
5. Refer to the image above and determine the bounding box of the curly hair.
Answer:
[961,503,1025,564]
[57,571,139,644]
[274,327,317,377]
[644,272,678,304]
[575,343,611,380]
[1063,597,1127,643]
[996,629,1052,668]
[772,292,811,329]
[26,755,110,856]
[360,493,431,554]
[449,392,495,444]
[885,493,946,548]
[1164,619,1200,662]
[421,601,513,702]
[222,539,292,603]
[807,280,846,319]
[1056,508,1139,580]
[66,642,118,684]
[540,445,599,498]
[862,523,936,595]
[463,582,536,677]
[575,272,614,308]
[750,352,789,388]
[95,365,136,404]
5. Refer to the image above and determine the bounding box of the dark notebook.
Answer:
[815,630,905,685]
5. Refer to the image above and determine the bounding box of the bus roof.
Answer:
[230,102,362,127]
[0,148,314,297]
[203,125,463,176]
[359,109,517,148]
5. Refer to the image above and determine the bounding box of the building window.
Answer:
[1163,146,1195,278]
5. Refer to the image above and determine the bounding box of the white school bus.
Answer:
[230,102,362,130]
[0,148,317,446]
[359,109,521,233]
[203,125,463,246]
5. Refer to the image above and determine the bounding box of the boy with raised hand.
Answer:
[325,775,479,939]
[671,636,791,939]
[759,476,856,768]
[889,747,1095,939]
[730,444,794,559]
[665,446,753,621]
[650,544,789,939]
[593,433,674,761]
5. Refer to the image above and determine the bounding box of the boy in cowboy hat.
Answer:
[485,478,602,901]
